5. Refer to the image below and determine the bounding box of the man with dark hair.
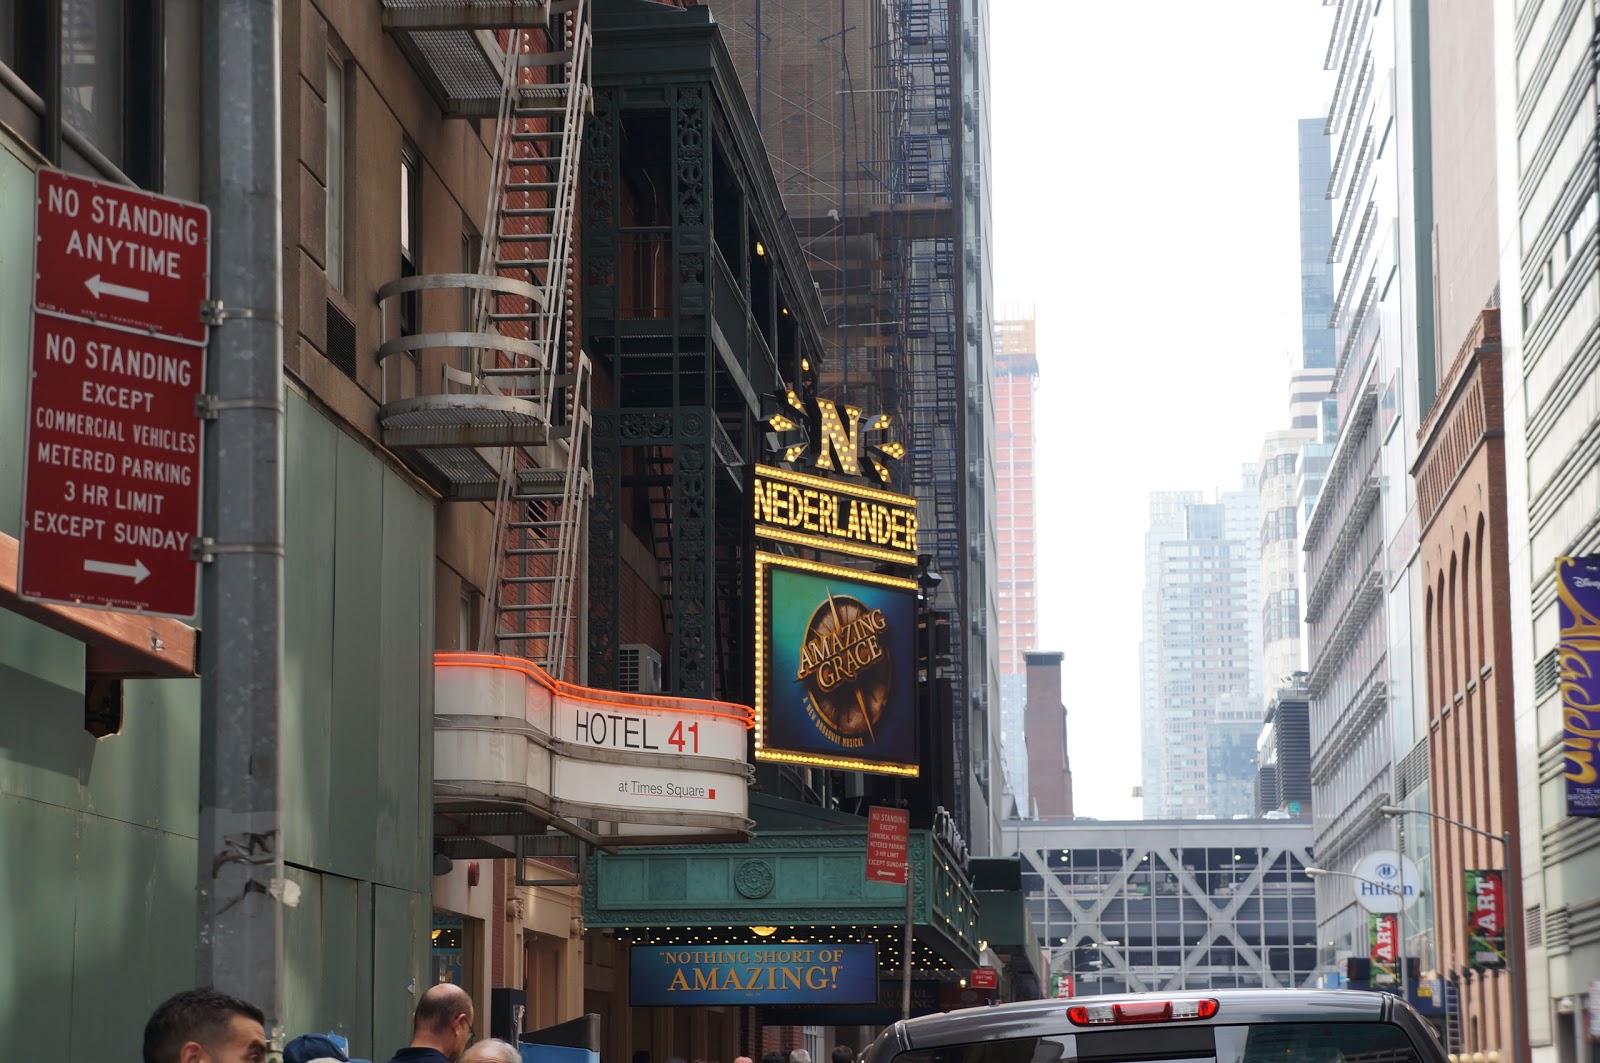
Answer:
[383,982,475,1063]
[831,1046,855,1063]
[143,988,269,1063]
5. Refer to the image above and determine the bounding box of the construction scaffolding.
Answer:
[711,0,904,434]
[893,0,967,826]
[705,0,971,824]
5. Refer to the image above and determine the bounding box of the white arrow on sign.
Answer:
[83,558,151,584]
[84,274,151,303]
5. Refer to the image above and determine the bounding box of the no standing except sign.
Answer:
[20,169,210,618]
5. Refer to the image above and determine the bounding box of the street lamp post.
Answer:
[1381,805,1524,1063]
[1305,867,1410,992]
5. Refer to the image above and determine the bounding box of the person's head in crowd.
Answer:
[142,988,269,1063]
[411,982,476,1061]
[460,1040,522,1063]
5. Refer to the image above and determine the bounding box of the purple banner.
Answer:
[1558,556,1600,817]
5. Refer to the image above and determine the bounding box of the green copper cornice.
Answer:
[583,829,980,967]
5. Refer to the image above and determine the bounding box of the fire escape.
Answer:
[378,0,593,680]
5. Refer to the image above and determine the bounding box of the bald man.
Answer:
[384,983,475,1063]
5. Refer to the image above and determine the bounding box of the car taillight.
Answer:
[1066,999,1219,1026]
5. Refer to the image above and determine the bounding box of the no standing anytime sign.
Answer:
[20,169,210,619]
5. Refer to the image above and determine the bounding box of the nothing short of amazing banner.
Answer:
[629,944,878,1006]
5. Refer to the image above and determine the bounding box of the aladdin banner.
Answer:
[1466,868,1508,969]
[1558,556,1600,816]
[1369,913,1398,986]
[754,552,920,776]
[629,944,878,1006]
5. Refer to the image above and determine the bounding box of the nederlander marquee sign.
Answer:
[752,465,918,565]
[752,390,922,776]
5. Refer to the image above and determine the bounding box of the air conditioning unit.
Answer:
[618,644,663,693]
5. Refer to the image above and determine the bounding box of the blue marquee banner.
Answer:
[628,943,878,1006]
[1558,556,1600,817]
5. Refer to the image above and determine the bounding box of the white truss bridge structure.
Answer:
[1008,818,1320,994]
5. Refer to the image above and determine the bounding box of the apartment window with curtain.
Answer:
[325,52,346,289]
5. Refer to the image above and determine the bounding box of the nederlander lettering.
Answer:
[751,470,918,554]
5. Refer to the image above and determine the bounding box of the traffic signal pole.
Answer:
[196,0,286,1038]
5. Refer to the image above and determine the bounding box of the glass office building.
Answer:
[1013,818,1319,993]
[1299,117,1336,370]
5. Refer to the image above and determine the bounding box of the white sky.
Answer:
[989,2,1333,820]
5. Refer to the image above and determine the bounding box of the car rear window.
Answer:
[892,1023,1426,1063]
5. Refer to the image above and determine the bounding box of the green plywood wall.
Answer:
[0,247,438,1063]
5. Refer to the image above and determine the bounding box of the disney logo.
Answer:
[1573,577,1600,589]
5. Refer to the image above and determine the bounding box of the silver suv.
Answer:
[864,990,1446,1063]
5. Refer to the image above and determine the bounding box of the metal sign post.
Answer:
[195,0,286,1037]
[902,848,914,1020]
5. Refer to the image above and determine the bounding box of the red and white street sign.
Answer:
[21,168,210,619]
[866,805,910,884]
[969,967,998,990]
[19,315,205,617]
[33,168,211,345]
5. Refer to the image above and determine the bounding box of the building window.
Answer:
[62,0,126,163]
[5,1,161,187]
[325,52,347,289]
[461,229,483,370]
[401,142,421,339]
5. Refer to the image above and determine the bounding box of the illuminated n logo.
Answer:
[763,386,904,484]
[814,398,864,475]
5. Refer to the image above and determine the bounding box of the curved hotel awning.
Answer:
[432,652,755,853]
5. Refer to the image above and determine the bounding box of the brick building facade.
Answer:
[1413,308,1524,1058]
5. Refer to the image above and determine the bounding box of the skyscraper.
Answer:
[1298,117,1336,370]
[1258,368,1335,699]
[1497,0,1598,1041]
[1303,0,1430,994]
[704,0,1004,851]
[995,314,1040,813]
[1140,471,1263,819]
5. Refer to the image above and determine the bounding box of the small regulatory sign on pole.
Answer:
[867,805,910,884]
[20,169,210,619]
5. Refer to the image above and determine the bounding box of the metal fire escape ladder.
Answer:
[472,2,594,676]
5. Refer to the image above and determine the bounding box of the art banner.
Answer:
[1557,555,1600,816]
[1465,868,1508,970]
[1369,912,1398,986]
